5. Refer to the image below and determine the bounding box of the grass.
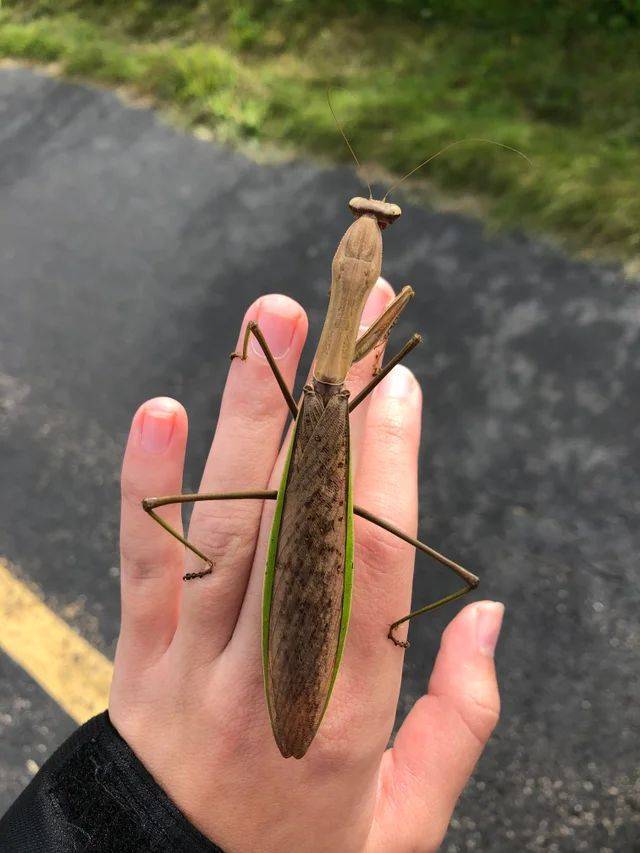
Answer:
[1,1,640,266]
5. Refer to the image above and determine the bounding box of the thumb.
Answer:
[370,602,503,852]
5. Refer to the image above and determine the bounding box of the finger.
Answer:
[175,294,308,660]
[118,397,188,663]
[371,602,503,851]
[346,277,395,472]
[343,365,422,699]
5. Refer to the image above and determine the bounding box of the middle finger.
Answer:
[174,293,308,661]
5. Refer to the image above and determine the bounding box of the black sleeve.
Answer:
[0,711,224,852]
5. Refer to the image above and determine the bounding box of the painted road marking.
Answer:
[0,558,113,723]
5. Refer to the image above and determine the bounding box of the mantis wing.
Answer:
[262,389,354,759]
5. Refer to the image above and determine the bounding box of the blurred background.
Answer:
[0,2,638,850]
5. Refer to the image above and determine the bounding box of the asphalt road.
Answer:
[1,67,639,851]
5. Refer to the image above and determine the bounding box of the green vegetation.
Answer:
[1,1,640,264]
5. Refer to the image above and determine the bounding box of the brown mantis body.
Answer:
[143,195,479,759]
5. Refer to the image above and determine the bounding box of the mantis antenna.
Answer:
[383,138,532,201]
[327,90,373,200]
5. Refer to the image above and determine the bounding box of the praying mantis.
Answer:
[141,99,530,758]
[141,190,480,759]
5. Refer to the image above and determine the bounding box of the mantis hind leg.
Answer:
[353,504,479,648]
[142,490,278,580]
[230,321,298,418]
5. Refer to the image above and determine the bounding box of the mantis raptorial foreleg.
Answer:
[230,320,298,418]
[353,285,414,369]
[353,505,479,648]
[142,490,278,579]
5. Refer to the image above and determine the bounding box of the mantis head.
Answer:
[349,197,402,230]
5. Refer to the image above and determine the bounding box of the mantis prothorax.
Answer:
[142,192,479,760]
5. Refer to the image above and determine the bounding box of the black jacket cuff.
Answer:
[0,710,224,852]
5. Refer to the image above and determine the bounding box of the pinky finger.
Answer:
[117,397,188,665]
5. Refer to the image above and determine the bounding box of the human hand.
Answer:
[109,279,504,852]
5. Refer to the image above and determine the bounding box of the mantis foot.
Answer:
[183,562,214,581]
[388,625,410,648]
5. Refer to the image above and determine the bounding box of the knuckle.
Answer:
[373,411,408,445]
[229,360,293,420]
[371,405,419,449]
[121,470,145,502]
[233,392,282,424]
[121,475,171,512]
[188,504,256,564]
[453,692,501,746]
[306,730,372,779]
[191,525,245,563]
[120,538,176,580]
[310,741,355,776]
[221,398,286,451]
[355,521,409,576]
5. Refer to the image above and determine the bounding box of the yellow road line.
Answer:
[0,558,113,723]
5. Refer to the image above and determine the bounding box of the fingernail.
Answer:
[378,364,416,399]
[140,399,176,453]
[476,602,505,658]
[360,277,392,327]
[252,296,299,359]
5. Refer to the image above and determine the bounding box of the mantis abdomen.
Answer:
[264,389,353,759]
